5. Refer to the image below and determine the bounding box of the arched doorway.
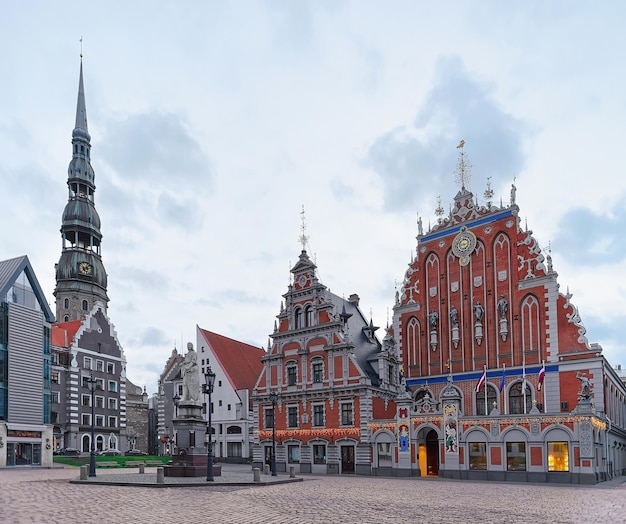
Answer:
[425,429,439,476]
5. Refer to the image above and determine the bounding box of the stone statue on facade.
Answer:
[182,342,200,402]
[473,301,484,323]
[497,295,508,320]
[429,310,439,331]
[576,372,592,401]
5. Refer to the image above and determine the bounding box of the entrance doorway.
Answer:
[264,445,273,466]
[425,429,439,476]
[341,445,355,474]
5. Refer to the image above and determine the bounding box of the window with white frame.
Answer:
[107,362,115,374]
[84,356,92,370]
[313,404,324,427]
[312,360,323,383]
[81,413,91,426]
[95,415,104,427]
[108,380,117,392]
[287,364,297,386]
[340,402,354,426]
[95,396,104,408]
[108,397,118,410]
[96,378,104,391]
[81,394,91,406]
[265,408,274,430]
[96,360,104,372]
[51,391,60,404]
[288,444,300,463]
[287,406,298,428]
[108,416,117,428]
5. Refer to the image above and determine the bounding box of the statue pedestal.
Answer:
[164,401,221,478]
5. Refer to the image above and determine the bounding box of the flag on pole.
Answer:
[476,366,486,392]
[499,364,506,393]
[538,361,546,390]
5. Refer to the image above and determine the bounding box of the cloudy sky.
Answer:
[1,1,625,392]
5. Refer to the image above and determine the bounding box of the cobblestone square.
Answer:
[0,466,624,524]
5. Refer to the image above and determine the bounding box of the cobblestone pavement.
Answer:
[0,466,624,524]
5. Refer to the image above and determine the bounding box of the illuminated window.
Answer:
[468,442,487,470]
[547,441,569,472]
[506,441,526,471]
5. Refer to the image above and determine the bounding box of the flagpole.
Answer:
[484,365,488,415]
[522,362,527,415]
[542,360,546,411]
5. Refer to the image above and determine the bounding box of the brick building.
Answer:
[382,145,626,483]
[252,248,401,474]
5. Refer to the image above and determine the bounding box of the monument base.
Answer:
[164,453,222,477]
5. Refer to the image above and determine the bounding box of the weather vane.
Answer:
[454,139,472,190]
[299,205,309,251]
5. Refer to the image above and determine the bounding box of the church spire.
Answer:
[54,56,108,322]
[74,57,89,137]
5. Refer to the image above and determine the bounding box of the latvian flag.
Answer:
[538,362,546,390]
[476,367,486,392]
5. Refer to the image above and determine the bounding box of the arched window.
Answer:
[82,434,90,452]
[82,300,88,311]
[406,317,420,369]
[227,425,242,434]
[509,381,532,414]
[64,315,69,322]
[305,306,314,327]
[521,295,541,354]
[64,298,69,309]
[476,385,498,415]
[294,308,303,329]
[96,435,105,451]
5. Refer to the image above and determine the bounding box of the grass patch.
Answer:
[53,456,171,468]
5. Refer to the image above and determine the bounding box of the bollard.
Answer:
[264,464,270,475]
[139,463,145,474]
[289,466,295,478]
[157,467,165,484]
[253,468,261,482]
[80,465,88,480]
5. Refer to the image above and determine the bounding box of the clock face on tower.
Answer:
[78,262,93,276]
[451,226,477,266]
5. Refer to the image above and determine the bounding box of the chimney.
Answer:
[348,294,360,307]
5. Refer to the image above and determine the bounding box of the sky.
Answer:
[1,1,625,393]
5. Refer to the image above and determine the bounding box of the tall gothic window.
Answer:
[521,295,541,355]
[406,317,420,369]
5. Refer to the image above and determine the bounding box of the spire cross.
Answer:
[298,205,309,251]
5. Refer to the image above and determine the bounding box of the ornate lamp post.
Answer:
[203,366,216,481]
[269,391,278,476]
[86,375,97,477]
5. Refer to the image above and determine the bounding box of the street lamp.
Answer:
[86,374,97,477]
[269,391,278,476]
[203,366,216,481]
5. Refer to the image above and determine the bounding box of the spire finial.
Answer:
[484,177,494,208]
[454,140,472,190]
[80,36,83,58]
[435,196,444,223]
[298,205,309,251]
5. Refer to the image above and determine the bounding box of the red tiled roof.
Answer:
[51,320,83,347]
[198,327,265,392]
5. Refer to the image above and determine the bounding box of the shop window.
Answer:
[288,444,300,464]
[547,442,569,472]
[377,442,392,467]
[468,442,487,470]
[227,442,242,457]
[506,442,527,471]
[313,444,326,464]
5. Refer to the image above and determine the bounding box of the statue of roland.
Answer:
[182,342,200,402]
